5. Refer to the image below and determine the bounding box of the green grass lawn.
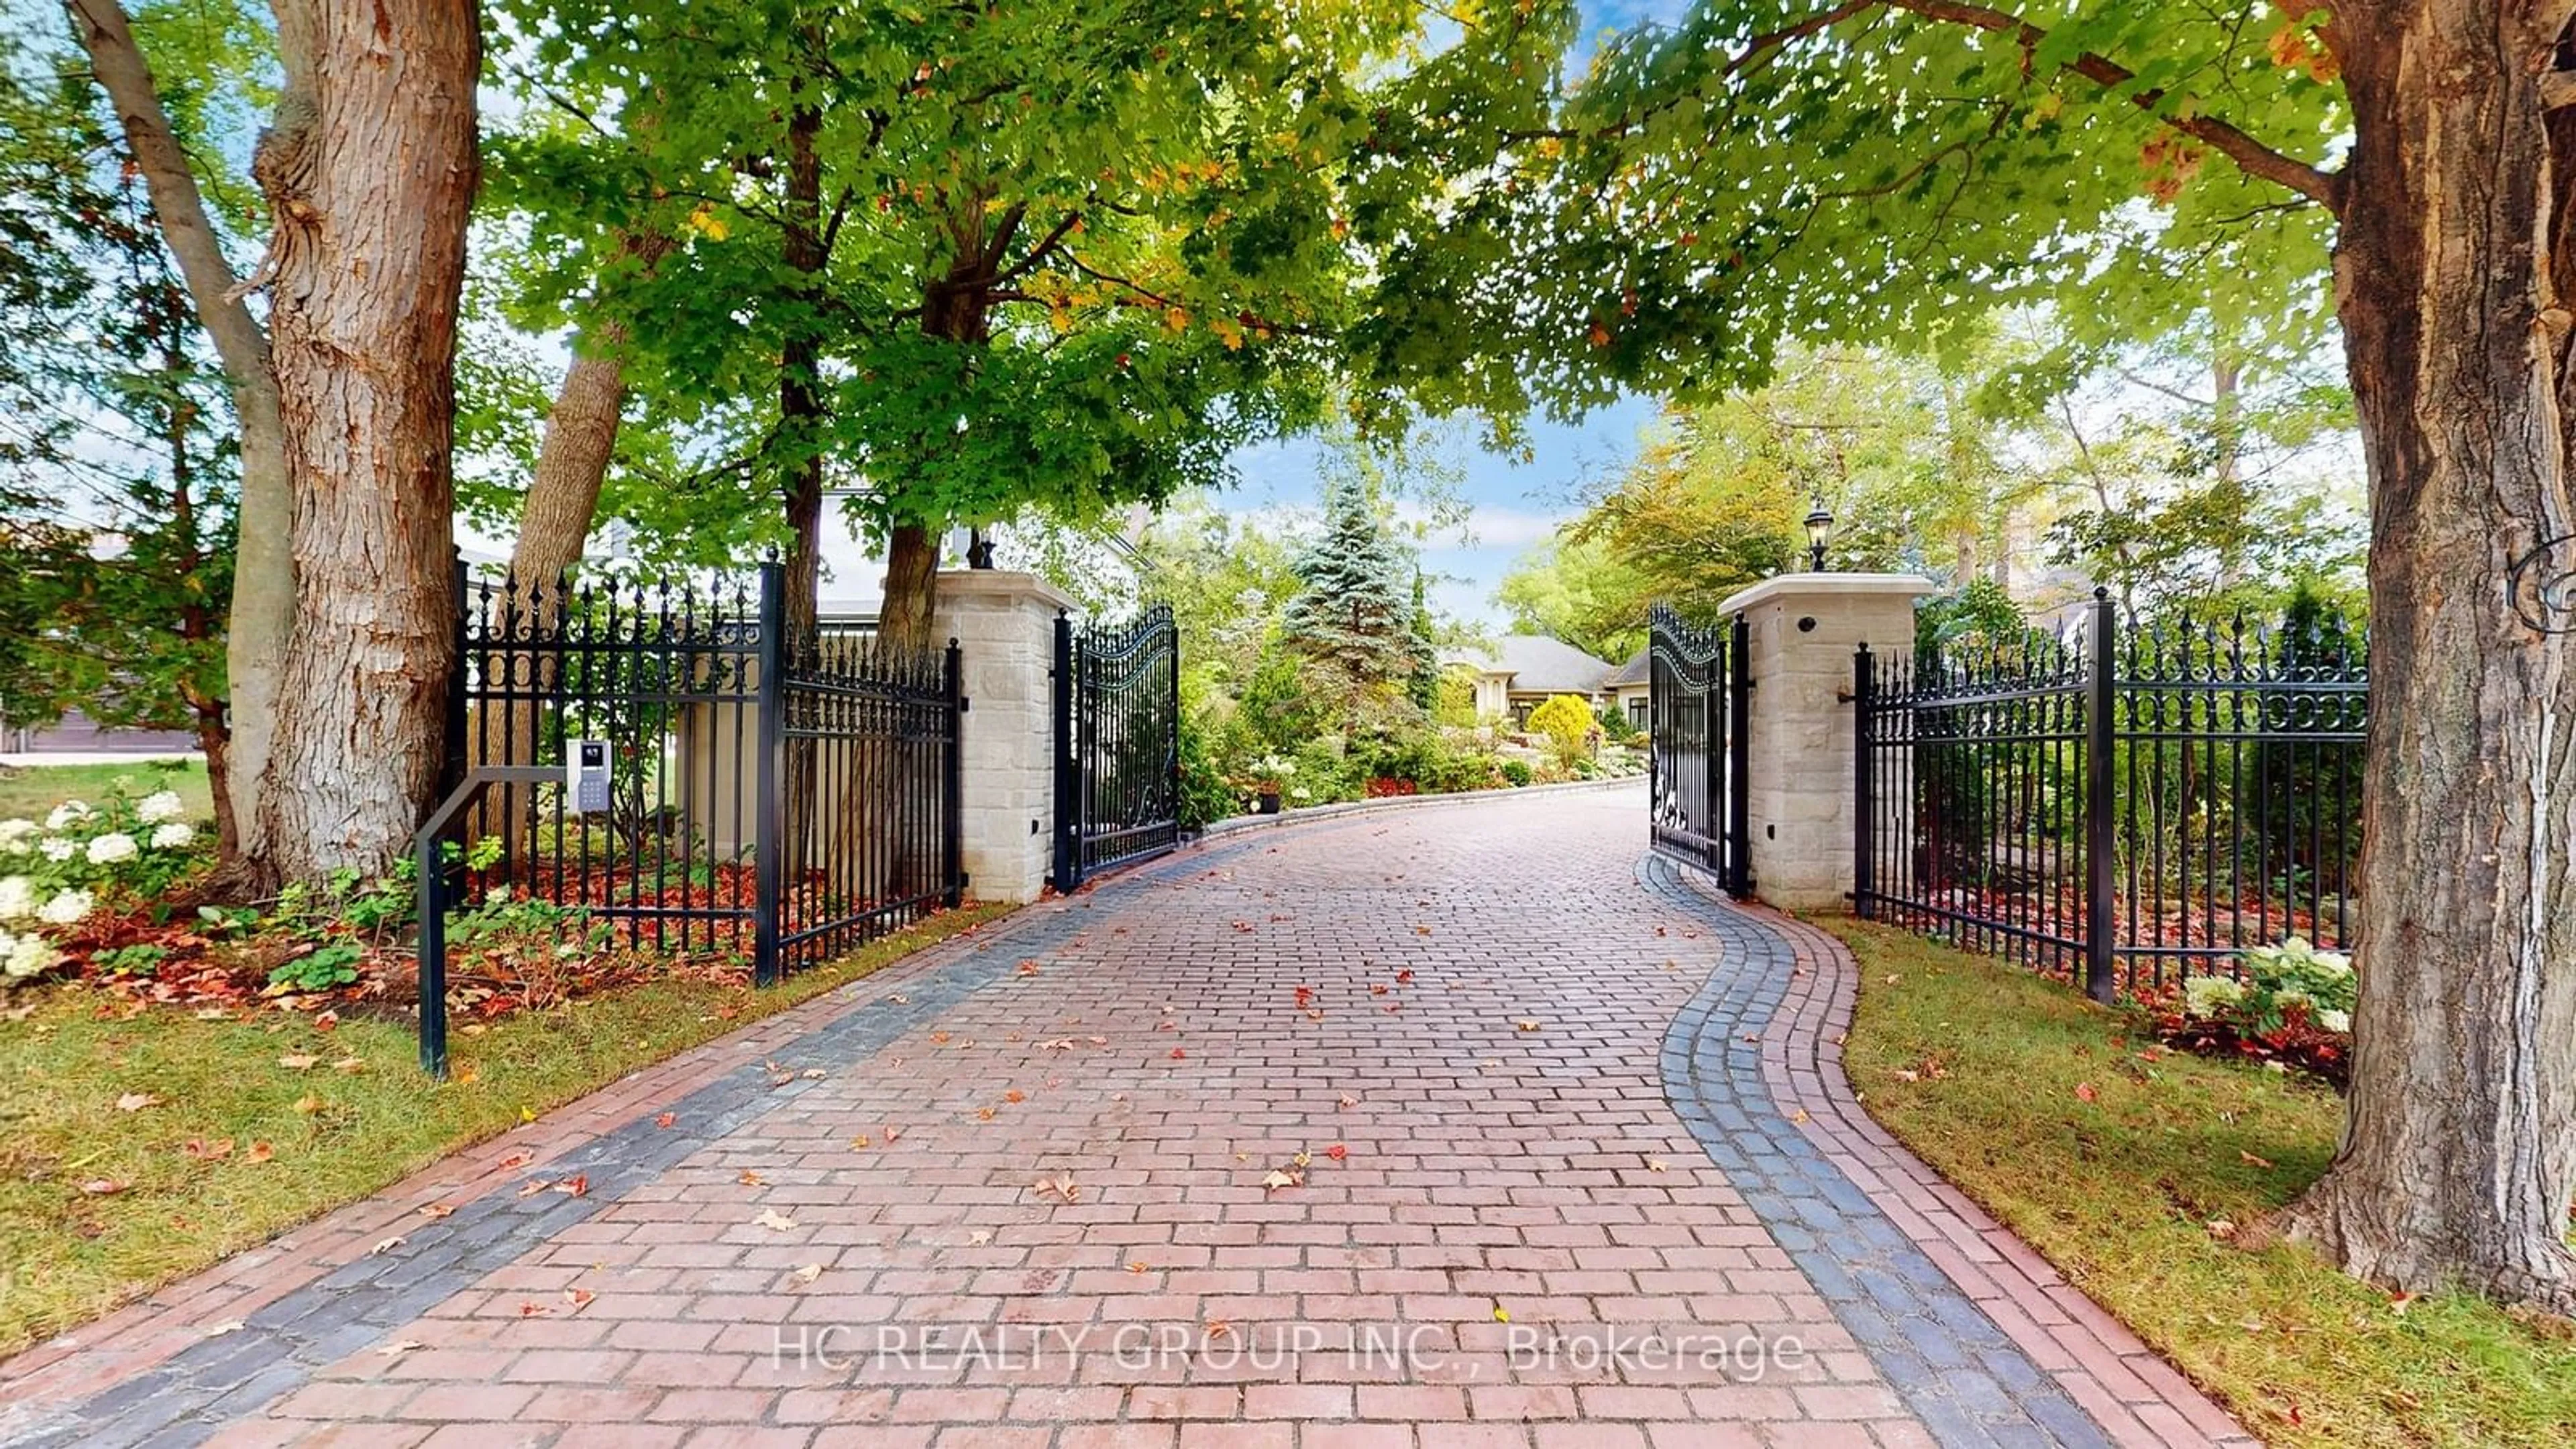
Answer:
[0,900,1010,1358]
[1823,918,2576,1447]
[0,759,213,823]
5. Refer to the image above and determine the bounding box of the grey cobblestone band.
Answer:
[1641,853,2116,1448]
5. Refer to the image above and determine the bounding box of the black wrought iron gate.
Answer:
[1647,603,1751,896]
[1053,604,1182,891]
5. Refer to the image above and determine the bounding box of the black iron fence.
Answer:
[1855,590,2365,1001]
[1053,604,1181,891]
[445,559,962,989]
[1647,603,1751,896]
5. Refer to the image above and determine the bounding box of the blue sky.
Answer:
[1225,400,1664,628]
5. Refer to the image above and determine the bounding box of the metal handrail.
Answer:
[411,766,558,1078]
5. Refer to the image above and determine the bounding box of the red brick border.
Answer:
[1745,904,2257,1448]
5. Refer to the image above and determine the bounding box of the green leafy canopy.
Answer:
[481,0,1458,551]
[1358,1,2348,427]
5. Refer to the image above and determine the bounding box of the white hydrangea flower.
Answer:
[0,819,37,847]
[85,833,140,866]
[134,791,187,825]
[38,838,76,863]
[44,801,94,832]
[0,928,56,979]
[150,822,196,851]
[0,877,33,921]
[2318,1009,2352,1034]
[2181,974,2246,1020]
[36,889,93,926]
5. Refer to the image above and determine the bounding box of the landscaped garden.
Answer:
[1126,472,1646,830]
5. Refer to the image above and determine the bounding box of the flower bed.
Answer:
[0,782,834,1026]
[2139,936,2356,1087]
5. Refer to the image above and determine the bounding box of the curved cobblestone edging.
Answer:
[1190,774,1642,843]
[1640,855,2257,1449]
[0,834,1279,1449]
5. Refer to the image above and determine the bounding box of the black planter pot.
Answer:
[1256,792,1282,815]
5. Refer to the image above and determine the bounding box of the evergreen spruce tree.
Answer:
[1283,472,1430,715]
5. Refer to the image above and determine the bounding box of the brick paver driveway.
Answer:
[0,785,2248,1448]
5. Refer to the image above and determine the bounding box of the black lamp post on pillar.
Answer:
[1804,503,1835,572]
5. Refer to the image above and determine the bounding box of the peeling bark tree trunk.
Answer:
[249,1,479,884]
[2284,3,2576,1311]
[65,0,288,877]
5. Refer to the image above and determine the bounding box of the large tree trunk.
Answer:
[2284,3,2576,1312]
[779,87,828,640]
[769,88,831,922]
[874,523,942,651]
[513,357,629,586]
[64,0,288,877]
[249,1,479,884]
[873,235,1007,655]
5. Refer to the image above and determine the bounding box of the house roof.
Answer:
[1601,649,1651,688]
[1444,635,1618,695]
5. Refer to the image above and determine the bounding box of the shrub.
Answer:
[1500,759,1533,788]
[1289,738,1360,804]
[0,784,211,985]
[1526,694,1595,769]
[2145,935,2357,1084]
[1349,724,1511,796]
[2184,936,2355,1035]
[1432,667,1480,727]
[1176,714,1236,829]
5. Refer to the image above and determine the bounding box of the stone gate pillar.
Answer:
[930,570,1071,904]
[1724,572,1936,911]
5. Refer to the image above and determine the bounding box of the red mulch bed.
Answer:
[32,859,894,1023]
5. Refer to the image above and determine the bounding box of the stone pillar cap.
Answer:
[934,568,1079,612]
[1718,572,1938,616]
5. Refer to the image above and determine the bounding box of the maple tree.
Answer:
[1385,0,2576,1309]
[487,0,1447,651]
